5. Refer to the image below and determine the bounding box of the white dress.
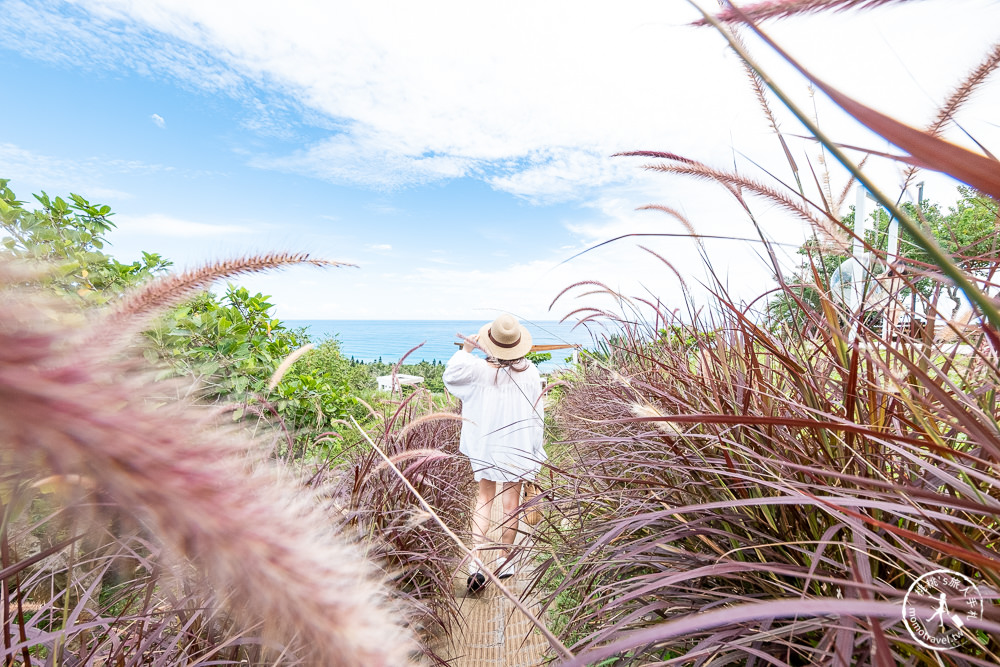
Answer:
[442,350,545,483]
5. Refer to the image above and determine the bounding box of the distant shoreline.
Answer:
[285,319,598,373]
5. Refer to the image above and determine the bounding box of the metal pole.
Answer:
[854,185,866,257]
[887,213,899,264]
[911,183,924,330]
[849,186,869,320]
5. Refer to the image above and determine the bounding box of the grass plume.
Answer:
[1,263,414,666]
[98,252,350,342]
[929,41,1000,139]
[698,0,911,25]
[645,159,848,250]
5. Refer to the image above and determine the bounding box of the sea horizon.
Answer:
[284,319,604,371]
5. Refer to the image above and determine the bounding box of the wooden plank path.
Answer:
[435,498,549,667]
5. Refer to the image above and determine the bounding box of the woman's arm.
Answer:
[443,337,483,398]
[461,334,479,354]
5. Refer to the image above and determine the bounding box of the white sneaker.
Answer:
[496,558,517,580]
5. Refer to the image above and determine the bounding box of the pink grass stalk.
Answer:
[728,24,806,198]
[899,40,1000,187]
[0,277,415,666]
[96,252,351,343]
[928,41,1000,139]
[699,0,913,25]
[648,161,848,251]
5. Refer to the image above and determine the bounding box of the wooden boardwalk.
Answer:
[436,498,549,667]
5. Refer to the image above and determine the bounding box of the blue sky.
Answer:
[2,1,999,320]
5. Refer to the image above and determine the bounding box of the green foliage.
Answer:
[902,187,998,272]
[766,284,823,333]
[525,350,552,365]
[150,286,295,391]
[148,286,357,445]
[821,189,998,280]
[0,181,368,454]
[290,337,371,389]
[588,334,625,363]
[271,372,356,431]
[657,325,716,349]
[771,188,999,332]
[345,357,448,393]
[0,179,172,298]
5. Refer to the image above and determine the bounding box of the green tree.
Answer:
[292,338,372,389]
[525,351,552,366]
[904,187,999,273]
[0,179,171,298]
[770,188,999,330]
[1,180,357,456]
[147,286,358,449]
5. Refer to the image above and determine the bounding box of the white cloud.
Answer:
[0,143,171,200]
[7,1,999,204]
[150,113,166,128]
[367,243,392,252]
[0,1,245,94]
[118,213,254,238]
[230,193,786,322]
[1,1,745,197]
[488,148,638,204]
[254,128,475,188]
[365,202,402,215]
[5,1,1000,322]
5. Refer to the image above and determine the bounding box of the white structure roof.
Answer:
[376,374,424,392]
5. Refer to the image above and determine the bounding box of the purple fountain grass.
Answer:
[533,3,1000,663]
[619,151,850,253]
[727,22,807,198]
[646,160,838,228]
[696,0,1000,335]
[895,39,1000,192]
[538,294,1000,661]
[928,41,1000,141]
[0,266,415,666]
[2,518,261,665]
[698,0,914,26]
[611,150,698,164]
[535,235,1000,658]
[96,252,350,342]
[319,395,474,659]
[635,205,696,236]
[562,598,1000,667]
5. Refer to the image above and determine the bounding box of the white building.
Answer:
[376,374,425,393]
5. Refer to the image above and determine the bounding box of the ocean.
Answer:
[284,320,601,372]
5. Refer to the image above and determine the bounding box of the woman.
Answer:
[443,314,545,592]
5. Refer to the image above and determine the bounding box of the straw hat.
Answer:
[478,314,533,360]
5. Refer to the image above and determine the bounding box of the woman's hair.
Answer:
[488,355,530,382]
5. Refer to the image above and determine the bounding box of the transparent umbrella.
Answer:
[828,253,888,314]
